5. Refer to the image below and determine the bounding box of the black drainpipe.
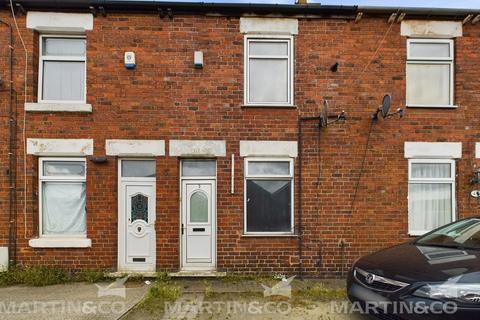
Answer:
[297,115,321,280]
[0,19,16,267]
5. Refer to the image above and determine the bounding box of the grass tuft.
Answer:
[148,282,181,301]
[0,268,19,287]
[156,271,171,283]
[0,267,110,287]
[295,283,346,301]
[23,266,71,286]
[138,280,181,314]
[0,266,71,287]
[203,280,214,298]
[75,270,106,283]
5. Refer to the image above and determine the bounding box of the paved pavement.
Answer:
[0,278,367,320]
[153,293,366,320]
[125,278,367,320]
[0,281,149,320]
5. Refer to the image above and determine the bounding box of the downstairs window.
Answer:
[39,158,87,236]
[408,159,455,236]
[244,158,294,234]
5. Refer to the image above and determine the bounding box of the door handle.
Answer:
[182,223,184,235]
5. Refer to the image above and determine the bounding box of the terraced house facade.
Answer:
[0,0,480,277]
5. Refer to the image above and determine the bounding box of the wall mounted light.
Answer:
[89,156,108,163]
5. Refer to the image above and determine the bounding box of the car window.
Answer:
[416,218,480,249]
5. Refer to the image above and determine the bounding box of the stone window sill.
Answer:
[29,237,92,248]
[25,102,92,113]
[407,105,458,109]
[242,234,298,238]
[241,104,297,108]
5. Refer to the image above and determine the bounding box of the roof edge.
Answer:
[359,5,480,16]
[2,1,358,16]
[3,1,479,18]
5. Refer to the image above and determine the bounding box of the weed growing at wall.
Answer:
[0,266,108,287]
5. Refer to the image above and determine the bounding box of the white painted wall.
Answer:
[0,247,7,271]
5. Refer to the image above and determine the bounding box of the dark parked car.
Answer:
[347,217,480,319]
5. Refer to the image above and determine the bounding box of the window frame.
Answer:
[244,35,294,107]
[407,158,456,236]
[38,157,87,238]
[406,38,454,108]
[180,159,217,180]
[120,158,157,181]
[244,157,294,235]
[38,34,87,104]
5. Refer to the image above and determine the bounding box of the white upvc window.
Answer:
[38,35,87,103]
[406,39,454,108]
[408,159,456,236]
[244,158,294,235]
[244,36,294,107]
[39,158,87,237]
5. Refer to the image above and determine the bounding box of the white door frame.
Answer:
[117,158,156,272]
[179,160,217,271]
[180,179,216,270]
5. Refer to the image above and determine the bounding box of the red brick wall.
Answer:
[0,20,10,250]
[0,11,479,276]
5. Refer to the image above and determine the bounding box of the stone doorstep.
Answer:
[107,271,158,278]
[169,270,227,278]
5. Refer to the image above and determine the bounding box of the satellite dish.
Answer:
[321,100,329,127]
[380,94,391,118]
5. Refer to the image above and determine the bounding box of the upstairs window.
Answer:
[406,39,454,107]
[39,36,86,103]
[244,37,293,106]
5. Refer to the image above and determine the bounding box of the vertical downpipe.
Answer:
[297,118,304,280]
[231,153,234,194]
[296,8,309,280]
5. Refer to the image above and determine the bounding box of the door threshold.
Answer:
[170,270,226,278]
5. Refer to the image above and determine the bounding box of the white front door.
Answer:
[181,180,216,270]
[118,160,156,272]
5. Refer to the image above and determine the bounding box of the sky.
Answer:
[165,0,480,9]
